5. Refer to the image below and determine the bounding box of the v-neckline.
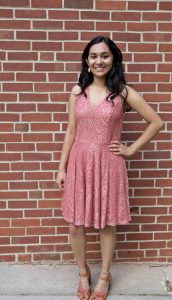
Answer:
[87,85,108,109]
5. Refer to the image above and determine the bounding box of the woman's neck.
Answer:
[92,77,106,87]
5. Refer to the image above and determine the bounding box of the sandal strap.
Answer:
[100,273,112,282]
[79,265,91,278]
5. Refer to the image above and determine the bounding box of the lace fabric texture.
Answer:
[61,87,131,229]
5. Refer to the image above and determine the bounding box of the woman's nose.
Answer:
[96,56,102,64]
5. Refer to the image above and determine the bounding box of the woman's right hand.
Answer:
[56,170,66,191]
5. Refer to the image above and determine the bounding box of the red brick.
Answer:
[3,83,33,92]
[96,1,125,10]
[32,42,62,51]
[18,254,31,262]
[11,162,39,171]
[8,52,38,61]
[128,1,157,10]
[12,218,40,227]
[128,43,157,52]
[7,103,35,112]
[17,31,46,40]
[0,41,30,50]
[140,168,162,179]
[35,63,64,71]
[144,151,170,160]
[96,22,125,31]
[24,209,52,218]
[154,232,172,240]
[0,237,10,245]
[22,113,51,122]
[32,0,62,8]
[23,152,51,162]
[143,33,171,42]
[158,84,172,92]
[33,20,62,29]
[134,53,162,62]
[0,255,15,262]
[23,133,52,142]
[48,10,79,20]
[134,189,161,197]
[142,74,169,82]
[0,190,26,199]
[34,83,63,92]
[10,181,38,190]
[0,123,13,131]
[64,0,93,9]
[131,216,155,223]
[27,227,55,235]
[160,249,172,256]
[146,250,157,257]
[16,73,46,82]
[15,9,46,18]
[142,224,167,232]
[0,30,14,39]
[142,12,171,21]
[159,44,172,52]
[0,172,23,181]
[0,0,29,6]
[0,163,10,171]
[49,32,78,41]
[0,9,13,18]
[33,253,60,261]
[0,93,17,102]
[128,64,155,72]
[0,20,30,29]
[159,2,172,10]
[31,123,59,131]
[127,233,153,241]
[3,62,32,71]
[130,161,157,169]
[25,172,53,180]
[0,153,21,161]
[0,73,14,81]
[113,32,140,42]
[140,241,166,249]
[163,189,172,196]
[0,201,6,208]
[0,246,25,253]
[12,236,39,244]
[82,11,109,20]
[41,236,68,244]
[50,73,77,83]
[19,93,48,102]
[157,216,172,223]
[0,227,24,236]
[118,250,144,258]
[156,179,172,188]
[38,200,59,209]
[157,197,172,205]
[112,11,140,21]
[141,207,167,215]
[8,201,37,209]
[128,22,156,31]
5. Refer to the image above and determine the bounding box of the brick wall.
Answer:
[0,0,171,263]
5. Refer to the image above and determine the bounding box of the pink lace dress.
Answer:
[61,86,131,229]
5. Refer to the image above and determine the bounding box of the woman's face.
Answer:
[87,42,114,79]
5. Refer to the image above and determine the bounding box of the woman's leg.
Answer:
[69,223,89,289]
[94,225,116,292]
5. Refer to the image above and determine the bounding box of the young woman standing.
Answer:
[56,36,163,300]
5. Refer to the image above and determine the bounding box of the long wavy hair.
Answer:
[78,35,131,112]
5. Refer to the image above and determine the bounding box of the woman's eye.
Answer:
[102,55,109,59]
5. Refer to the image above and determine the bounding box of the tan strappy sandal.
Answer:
[89,272,112,300]
[77,264,92,300]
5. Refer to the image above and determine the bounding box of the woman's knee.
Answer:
[69,223,85,236]
[100,225,116,235]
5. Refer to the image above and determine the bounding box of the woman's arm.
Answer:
[109,85,164,157]
[58,84,80,171]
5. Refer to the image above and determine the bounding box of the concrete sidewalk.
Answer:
[0,263,172,299]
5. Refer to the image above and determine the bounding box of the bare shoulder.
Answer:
[71,84,81,96]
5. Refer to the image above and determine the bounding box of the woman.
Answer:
[56,36,163,300]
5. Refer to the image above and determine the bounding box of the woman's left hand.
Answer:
[108,140,134,158]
